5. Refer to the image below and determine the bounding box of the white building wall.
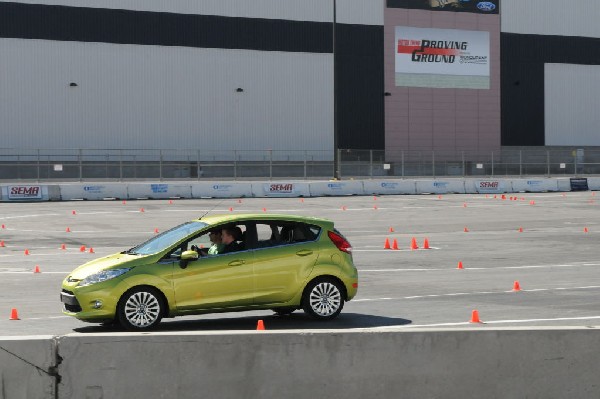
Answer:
[501,0,600,38]
[0,39,333,153]
[545,64,600,146]
[0,0,384,25]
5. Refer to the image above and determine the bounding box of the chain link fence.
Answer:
[0,147,598,181]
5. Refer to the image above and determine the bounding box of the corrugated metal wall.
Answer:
[0,1,384,154]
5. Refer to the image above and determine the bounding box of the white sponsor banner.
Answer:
[252,182,310,197]
[192,183,253,198]
[59,184,127,200]
[395,26,490,77]
[363,180,416,195]
[309,181,365,196]
[2,185,48,201]
[471,180,506,194]
[127,184,192,199]
[416,180,466,194]
[511,179,559,192]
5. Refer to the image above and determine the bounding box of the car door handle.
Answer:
[228,260,245,267]
[296,250,313,257]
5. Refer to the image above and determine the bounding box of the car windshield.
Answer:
[124,221,208,256]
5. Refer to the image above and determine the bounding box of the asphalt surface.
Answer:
[1,192,599,336]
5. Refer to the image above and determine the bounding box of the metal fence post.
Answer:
[432,151,435,178]
[369,149,373,178]
[159,150,163,181]
[519,150,522,177]
[547,150,550,177]
[491,151,494,177]
[304,151,307,180]
[197,150,201,181]
[401,150,405,177]
[119,149,123,181]
[78,149,83,182]
[462,151,465,177]
[36,149,40,182]
[234,150,237,180]
[269,149,273,181]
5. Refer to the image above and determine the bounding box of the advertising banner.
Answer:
[2,185,48,201]
[395,26,490,89]
[472,180,506,194]
[252,183,310,198]
[387,0,499,14]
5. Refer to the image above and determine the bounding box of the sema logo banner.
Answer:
[396,26,489,76]
[266,183,295,194]
[7,185,44,200]
[476,180,504,193]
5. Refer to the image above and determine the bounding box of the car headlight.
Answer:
[78,268,131,287]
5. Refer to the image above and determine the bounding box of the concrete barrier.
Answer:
[511,178,559,192]
[127,183,192,199]
[0,336,56,399]
[415,179,466,194]
[466,179,509,194]
[587,177,600,190]
[251,182,311,197]
[363,180,417,195]
[59,184,128,200]
[309,181,365,196]
[3,328,600,398]
[191,182,254,198]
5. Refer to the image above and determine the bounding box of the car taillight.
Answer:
[328,231,352,254]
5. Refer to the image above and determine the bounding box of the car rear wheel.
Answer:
[117,287,164,331]
[302,278,344,320]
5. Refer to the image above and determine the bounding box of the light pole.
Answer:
[332,0,340,180]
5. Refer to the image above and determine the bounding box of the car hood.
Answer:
[68,253,149,280]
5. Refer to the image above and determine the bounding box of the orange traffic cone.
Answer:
[384,238,391,250]
[501,195,506,200]
[256,320,265,330]
[1,224,5,229]
[529,201,535,205]
[140,208,145,213]
[24,249,30,256]
[373,205,378,210]
[0,240,4,247]
[60,243,66,250]
[33,265,41,273]
[66,227,71,232]
[512,281,521,292]
[79,245,86,252]
[389,227,395,233]
[262,207,267,212]
[457,261,464,270]
[154,228,159,233]
[72,210,76,215]
[341,206,347,211]
[300,198,304,203]
[169,200,173,205]
[464,227,469,232]
[89,247,95,254]
[423,238,430,249]
[122,200,127,205]
[463,203,467,208]
[584,227,589,233]
[410,237,419,250]
[470,310,482,323]
[392,239,399,250]
[9,308,19,320]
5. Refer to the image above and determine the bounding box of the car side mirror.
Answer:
[179,250,199,269]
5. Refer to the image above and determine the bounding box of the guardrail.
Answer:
[1,147,600,181]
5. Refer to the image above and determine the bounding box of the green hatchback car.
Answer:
[61,214,358,330]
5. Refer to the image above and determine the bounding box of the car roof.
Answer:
[193,213,333,228]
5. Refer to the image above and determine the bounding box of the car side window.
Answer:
[255,222,320,249]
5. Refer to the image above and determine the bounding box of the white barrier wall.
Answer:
[191,182,254,198]
[251,182,311,197]
[415,180,466,194]
[59,184,128,200]
[363,180,417,195]
[127,183,192,199]
[587,177,600,190]
[511,179,559,192]
[308,181,365,196]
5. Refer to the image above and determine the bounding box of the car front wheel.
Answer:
[117,287,164,331]
[302,278,344,320]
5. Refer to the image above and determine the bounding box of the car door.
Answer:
[170,224,254,311]
[251,221,320,305]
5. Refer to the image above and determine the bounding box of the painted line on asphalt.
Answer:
[359,262,600,272]
[352,285,600,303]
[394,315,600,328]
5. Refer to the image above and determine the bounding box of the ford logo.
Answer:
[476,2,496,11]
